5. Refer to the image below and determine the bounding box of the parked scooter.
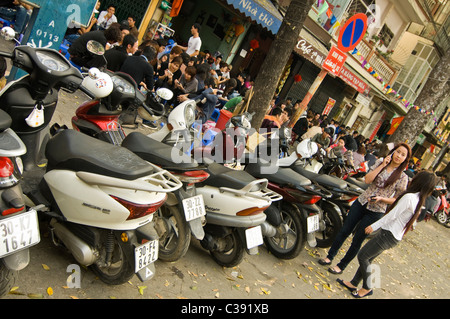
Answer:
[0,28,182,284]
[435,187,450,228]
[71,68,208,262]
[0,109,40,295]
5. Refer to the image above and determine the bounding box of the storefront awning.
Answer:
[225,0,283,34]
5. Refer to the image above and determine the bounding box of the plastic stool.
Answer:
[0,17,12,28]
[210,108,220,122]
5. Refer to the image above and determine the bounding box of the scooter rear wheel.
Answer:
[91,235,135,285]
[263,204,305,259]
[210,229,244,268]
[0,263,17,296]
[156,204,191,262]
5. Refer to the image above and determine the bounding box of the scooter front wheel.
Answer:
[263,204,305,259]
[210,229,244,268]
[155,204,191,262]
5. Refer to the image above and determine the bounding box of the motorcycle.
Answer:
[435,188,450,228]
[0,28,182,284]
[0,109,39,296]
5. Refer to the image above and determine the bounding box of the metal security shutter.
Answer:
[287,58,346,116]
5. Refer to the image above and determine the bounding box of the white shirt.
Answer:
[186,36,202,56]
[370,192,419,240]
[97,11,117,29]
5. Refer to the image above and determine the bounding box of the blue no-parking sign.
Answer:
[337,13,368,53]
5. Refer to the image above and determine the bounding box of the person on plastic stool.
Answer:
[0,0,30,36]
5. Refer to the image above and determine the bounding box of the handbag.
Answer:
[25,104,45,128]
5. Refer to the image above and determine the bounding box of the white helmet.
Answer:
[81,68,113,98]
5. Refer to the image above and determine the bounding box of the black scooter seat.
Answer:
[46,129,154,180]
[345,176,369,190]
[203,162,257,190]
[122,132,198,170]
[291,165,347,189]
[245,162,311,187]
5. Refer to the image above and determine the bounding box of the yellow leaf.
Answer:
[138,286,147,295]
[47,287,54,296]
[28,293,44,299]
[42,264,50,271]
[10,286,19,292]
[70,296,79,299]
[215,292,220,298]
[260,287,271,295]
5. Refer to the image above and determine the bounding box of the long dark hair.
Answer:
[377,142,412,187]
[385,170,438,235]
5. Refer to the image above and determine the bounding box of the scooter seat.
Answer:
[203,162,257,190]
[345,176,369,190]
[121,132,198,170]
[291,165,347,189]
[45,129,154,180]
[245,163,311,187]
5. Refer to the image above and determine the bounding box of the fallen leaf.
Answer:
[215,292,220,298]
[260,287,271,295]
[138,286,147,295]
[47,287,54,296]
[42,264,50,271]
[28,293,44,299]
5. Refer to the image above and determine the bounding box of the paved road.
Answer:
[0,47,448,307]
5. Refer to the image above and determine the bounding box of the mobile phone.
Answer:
[370,196,376,202]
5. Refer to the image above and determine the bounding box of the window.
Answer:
[378,24,394,47]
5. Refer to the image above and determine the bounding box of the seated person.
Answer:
[155,55,183,91]
[261,107,291,135]
[178,77,218,124]
[0,0,29,35]
[68,27,122,68]
[120,45,156,91]
[311,127,333,149]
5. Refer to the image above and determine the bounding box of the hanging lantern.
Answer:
[235,24,245,37]
[294,74,302,83]
[249,39,259,51]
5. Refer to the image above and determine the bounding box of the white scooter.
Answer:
[0,27,182,284]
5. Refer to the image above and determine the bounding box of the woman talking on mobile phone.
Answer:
[338,170,437,298]
[318,143,411,275]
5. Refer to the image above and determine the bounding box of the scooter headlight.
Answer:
[184,102,196,127]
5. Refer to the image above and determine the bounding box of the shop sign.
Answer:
[322,98,336,115]
[294,36,327,68]
[339,66,369,94]
[322,46,347,76]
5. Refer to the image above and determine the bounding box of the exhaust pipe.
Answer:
[50,219,97,266]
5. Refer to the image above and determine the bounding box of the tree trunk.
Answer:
[248,0,314,129]
[388,48,450,146]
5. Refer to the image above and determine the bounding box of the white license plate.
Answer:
[134,239,158,272]
[182,195,206,221]
[307,214,320,233]
[245,226,263,249]
[0,209,40,257]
